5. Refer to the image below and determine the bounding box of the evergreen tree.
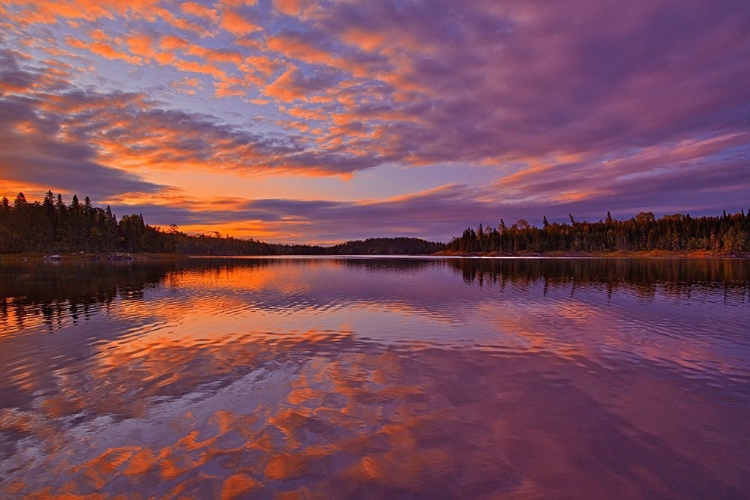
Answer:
[446,210,750,254]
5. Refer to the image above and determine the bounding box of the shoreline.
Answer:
[2,250,749,264]
[0,252,189,264]
[433,249,750,259]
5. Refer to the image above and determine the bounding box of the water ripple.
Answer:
[1,258,749,498]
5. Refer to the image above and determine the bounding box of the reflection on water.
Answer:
[1,258,749,498]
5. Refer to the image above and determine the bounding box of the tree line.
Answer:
[327,237,444,255]
[0,192,443,255]
[4,191,746,256]
[0,191,292,254]
[446,210,750,254]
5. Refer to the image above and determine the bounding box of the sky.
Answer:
[0,0,749,244]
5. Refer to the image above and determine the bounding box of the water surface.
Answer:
[1,257,749,498]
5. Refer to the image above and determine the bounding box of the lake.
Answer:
[1,257,749,499]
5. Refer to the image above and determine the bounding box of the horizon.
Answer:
[4,190,746,247]
[1,1,749,244]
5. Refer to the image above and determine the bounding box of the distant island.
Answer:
[0,191,747,258]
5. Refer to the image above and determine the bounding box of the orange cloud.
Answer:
[266,34,334,67]
[276,120,311,133]
[180,1,219,22]
[162,14,209,37]
[219,0,258,7]
[4,1,208,39]
[36,58,75,86]
[173,59,226,78]
[186,45,243,66]
[213,77,249,98]
[273,0,305,16]
[242,55,280,76]
[170,77,202,95]
[265,34,378,79]
[88,29,109,43]
[3,1,113,24]
[127,33,156,61]
[1,0,210,28]
[340,28,387,52]
[160,35,190,51]
[66,36,143,65]
[220,9,261,36]
[263,67,305,102]
[177,220,286,240]
[287,107,327,121]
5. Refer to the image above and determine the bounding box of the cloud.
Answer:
[1,0,749,241]
[66,35,143,65]
[118,164,750,243]
[285,0,750,166]
[220,9,261,36]
[0,50,38,92]
[264,65,343,102]
[172,58,226,78]
[185,44,243,66]
[160,35,190,51]
[0,49,393,190]
[170,76,202,95]
[180,2,219,23]
[0,98,166,200]
[272,0,307,17]
[108,185,496,243]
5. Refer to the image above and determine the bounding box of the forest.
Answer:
[326,237,445,255]
[2,191,748,256]
[0,191,274,254]
[0,192,442,255]
[445,211,750,254]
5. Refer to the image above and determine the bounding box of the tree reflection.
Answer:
[0,262,181,332]
[1,258,748,334]
[448,258,750,300]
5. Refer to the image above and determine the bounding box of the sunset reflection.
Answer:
[1,258,749,498]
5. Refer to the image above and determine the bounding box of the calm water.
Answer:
[1,257,749,499]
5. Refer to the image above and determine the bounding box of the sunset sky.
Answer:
[1,0,748,243]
